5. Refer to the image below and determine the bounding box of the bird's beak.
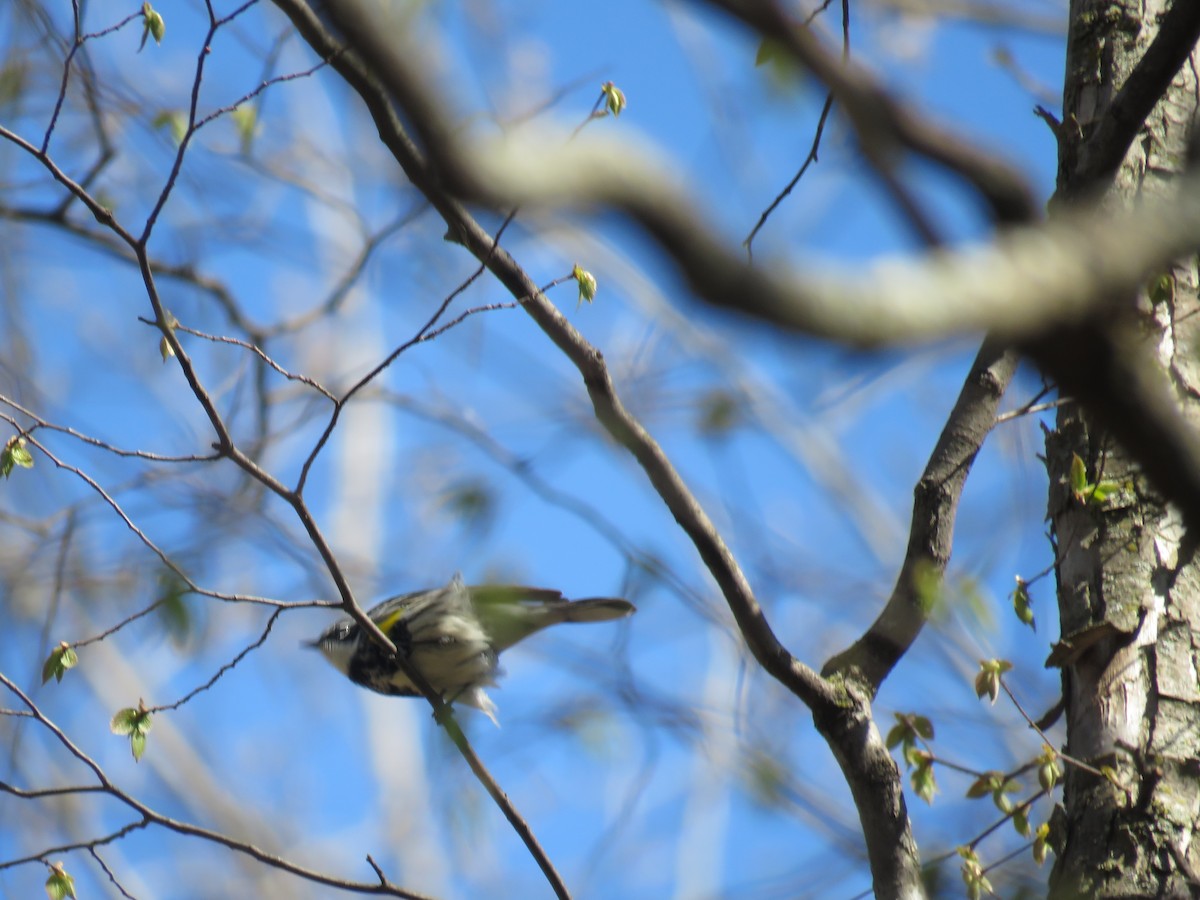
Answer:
[302,638,323,650]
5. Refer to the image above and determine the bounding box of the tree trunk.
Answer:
[1048,1,1200,896]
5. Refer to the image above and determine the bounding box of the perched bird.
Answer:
[309,574,634,723]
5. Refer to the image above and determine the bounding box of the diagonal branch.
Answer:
[698,0,1036,224]
[275,0,837,713]
[822,339,1019,690]
[284,0,1200,539]
[0,673,431,898]
[2,20,551,897]
[258,8,1200,349]
[1066,0,1200,196]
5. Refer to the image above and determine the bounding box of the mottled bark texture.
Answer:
[1047,2,1200,896]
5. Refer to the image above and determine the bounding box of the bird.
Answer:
[309,574,634,723]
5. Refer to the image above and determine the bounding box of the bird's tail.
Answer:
[555,597,636,623]
[471,587,635,650]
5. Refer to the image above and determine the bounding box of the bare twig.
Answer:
[0,674,432,898]
[149,609,285,713]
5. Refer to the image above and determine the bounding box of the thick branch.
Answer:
[823,340,1018,690]
[1066,0,1200,196]
[240,12,1200,348]
[696,0,1036,225]
[270,2,939,895]
[272,0,836,712]
[281,0,1200,538]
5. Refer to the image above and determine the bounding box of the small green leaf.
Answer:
[152,110,187,145]
[697,390,741,437]
[45,863,76,900]
[230,105,258,153]
[1012,806,1031,837]
[887,712,935,766]
[140,3,165,50]
[110,707,139,736]
[992,778,1020,813]
[1038,747,1063,793]
[40,652,58,685]
[1038,761,1057,792]
[753,38,802,89]
[600,81,626,117]
[958,847,992,900]
[1012,576,1035,630]
[974,659,1012,704]
[744,753,789,809]
[0,60,27,109]
[149,12,165,42]
[571,264,597,304]
[1068,453,1088,502]
[1087,480,1122,505]
[156,573,192,646]
[158,310,181,362]
[41,642,77,684]
[442,479,496,535]
[754,38,782,67]
[2,436,34,479]
[974,669,996,703]
[112,703,153,760]
[1033,822,1051,865]
[965,772,1000,799]
[911,760,937,804]
[1148,272,1174,306]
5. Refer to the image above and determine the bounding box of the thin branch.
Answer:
[0,674,432,898]
[138,321,337,401]
[2,425,302,653]
[42,9,144,153]
[744,92,835,254]
[295,213,518,493]
[284,6,1200,348]
[1,398,220,463]
[744,0,850,253]
[139,0,264,243]
[88,848,139,900]
[0,782,108,799]
[287,0,836,709]
[271,3,844,894]
[0,819,151,871]
[703,0,1034,224]
[149,609,285,713]
[995,398,1065,425]
[1000,680,1105,779]
[192,59,331,131]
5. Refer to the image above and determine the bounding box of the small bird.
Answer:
[309,574,634,723]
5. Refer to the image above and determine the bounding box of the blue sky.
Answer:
[0,1,1069,897]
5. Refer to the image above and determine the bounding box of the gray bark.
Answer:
[1048,1,1200,896]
